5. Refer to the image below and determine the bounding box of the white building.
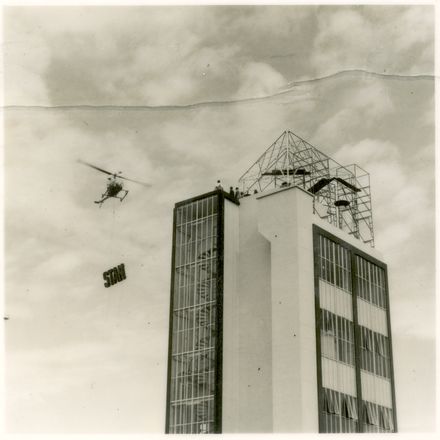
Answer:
[165,131,397,433]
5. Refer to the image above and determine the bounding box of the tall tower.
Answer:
[165,131,397,433]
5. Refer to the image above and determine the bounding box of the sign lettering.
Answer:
[103,263,126,288]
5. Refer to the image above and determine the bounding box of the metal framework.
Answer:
[238,130,374,247]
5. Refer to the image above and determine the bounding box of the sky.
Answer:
[2,4,436,435]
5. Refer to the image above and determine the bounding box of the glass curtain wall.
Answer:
[318,235,358,433]
[315,229,396,433]
[355,256,395,433]
[167,195,219,434]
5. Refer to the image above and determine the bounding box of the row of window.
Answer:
[321,388,358,433]
[171,422,214,434]
[173,286,216,310]
[175,242,217,267]
[322,388,358,419]
[175,278,217,304]
[356,255,387,309]
[322,388,394,432]
[363,400,394,431]
[321,309,354,342]
[171,350,215,378]
[359,326,391,379]
[320,309,355,365]
[169,398,215,433]
[173,304,216,332]
[174,263,217,309]
[359,326,390,357]
[175,260,217,284]
[171,372,215,401]
[175,196,218,226]
[176,216,218,243]
[170,291,217,428]
[320,310,391,377]
[169,198,220,433]
[316,232,395,433]
[172,327,216,355]
[322,412,358,433]
[170,348,217,402]
[319,235,352,292]
[176,240,218,269]
[318,237,389,311]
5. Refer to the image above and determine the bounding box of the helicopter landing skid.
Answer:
[94,190,129,207]
[117,190,129,202]
[94,197,108,208]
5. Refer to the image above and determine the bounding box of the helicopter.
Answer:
[78,159,151,207]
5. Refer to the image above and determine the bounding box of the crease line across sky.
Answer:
[3,69,435,111]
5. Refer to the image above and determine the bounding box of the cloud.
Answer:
[311,78,395,149]
[310,6,434,77]
[3,9,51,104]
[235,61,286,99]
[334,137,433,238]
[4,6,433,107]
[312,9,375,68]
[334,138,432,226]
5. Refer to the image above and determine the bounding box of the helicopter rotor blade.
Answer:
[77,159,115,176]
[117,175,152,187]
[78,159,151,186]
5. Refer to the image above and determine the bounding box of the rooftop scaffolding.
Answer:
[238,130,374,247]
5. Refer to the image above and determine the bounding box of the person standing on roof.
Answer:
[216,180,223,190]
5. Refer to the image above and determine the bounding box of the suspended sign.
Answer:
[103,263,126,288]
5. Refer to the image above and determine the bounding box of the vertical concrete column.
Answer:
[233,195,273,432]
[257,187,318,432]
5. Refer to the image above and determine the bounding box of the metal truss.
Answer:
[238,130,375,247]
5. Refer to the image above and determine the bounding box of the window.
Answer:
[323,388,340,415]
[321,309,355,365]
[364,401,379,426]
[322,388,358,433]
[356,256,387,308]
[359,326,391,379]
[168,195,219,433]
[380,406,394,431]
[363,401,394,432]
[315,227,395,433]
[345,395,358,420]
[319,236,352,292]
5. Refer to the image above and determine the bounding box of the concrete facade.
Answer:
[223,186,319,432]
